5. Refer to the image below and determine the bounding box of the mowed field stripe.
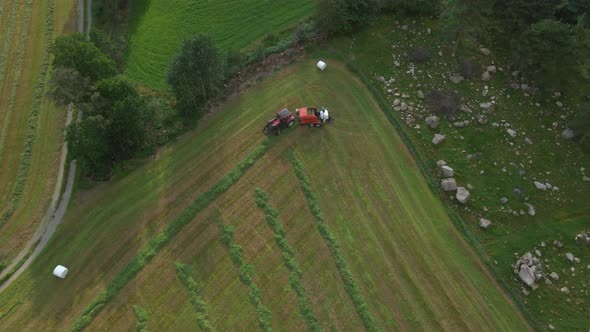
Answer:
[254,188,321,331]
[0,0,54,225]
[0,0,33,163]
[291,153,380,332]
[70,142,272,332]
[0,0,19,93]
[175,263,213,332]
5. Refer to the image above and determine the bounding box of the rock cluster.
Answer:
[514,252,543,288]
[575,231,590,246]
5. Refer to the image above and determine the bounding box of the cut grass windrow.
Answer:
[0,0,20,93]
[69,141,272,332]
[0,0,33,162]
[254,188,321,332]
[213,215,273,332]
[290,153,380,332]
[132,305,149,332]
[0,0,54,225]
[175,262,214,332]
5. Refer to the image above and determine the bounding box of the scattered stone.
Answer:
[510,82,520,90]
[417,90,424,99]
[460,104,472,113]
[550,272,559,280]
[393,99,401,106]
[425,115,439,129]
[535,249,542,257]
[521,83,529,90]
[481,71,492,81]
[482,86,489,96]
[524,137,533,145]
[441,178,458,192]
[519,264,536,286]
[554,92,561,98]
[560,287,569,294]
[441,165,454,177]
[556,101,563,108]
[512,70,520,77]
[394,60,400,67]
[534,181,547,191]
[456,187,470,204]
[584,176,590,182]
[545,278,552,285]
[549,324,555,331]
[476,114,488,124]
[432,134,446,145]
[500,197,508,204]
[565,253,574,262]
[507,129,517,138]
[486,65,497,73]
[453,121,466,128]
[479,218,492,229]
[561,128,575,140]
[525,203,536,216]
[400,102,408,111]
[574,257,580,264]
[575,232,590,246]
[553,240,564,248]
[449,75,464,84]
[436,160,447,167]
[480,47,491,56]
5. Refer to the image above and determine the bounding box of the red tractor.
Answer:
[296,107,322,127]
[262,108,296,135]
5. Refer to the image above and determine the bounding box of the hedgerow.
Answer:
[214,217,273,332]
[0,0,54,225]
[132,305,149,332]
[69,142,271,331]
[290,154,379,332]
[0,0,33,160]
[175,263,213,332]
[254,188,320,332]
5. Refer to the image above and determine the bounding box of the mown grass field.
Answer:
[317,16,590,329]
[0,0,76,272]
[125,0,315,88]
[0,61,528,330]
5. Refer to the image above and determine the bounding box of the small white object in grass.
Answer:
[53,265,69,279]
[316,61,327,71]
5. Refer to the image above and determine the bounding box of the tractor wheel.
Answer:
[316,123,322,127]
[275,129,281,136]
[308,124,314,127]
[288,120,295,127]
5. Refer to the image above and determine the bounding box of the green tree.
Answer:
[442,0,494,48]
[67,115,112,178]
[516,19,576,88]
[569,96,590,143]
[92,75,139,114]
[47,67,94,107]
[317,0,379,34]
[52,33,118,81]
[106,96,147,161]
[167,34,227,116]
[491,0,561,39]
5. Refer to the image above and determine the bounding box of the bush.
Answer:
[132,305,149,332]
[379,0,441,16]
[175,263,213,332]
[409,47,431,64]
[427,90,461,119]
[458,58,479,79]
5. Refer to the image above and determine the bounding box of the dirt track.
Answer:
[0,0,89,294]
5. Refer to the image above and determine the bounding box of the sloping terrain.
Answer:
[125,0,315,88]
[0,61,528,330]
[0,0,75,273]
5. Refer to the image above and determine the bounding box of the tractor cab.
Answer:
[296,107,321,127]
[263,108,296,135]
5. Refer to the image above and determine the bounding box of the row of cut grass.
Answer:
[131,305,149,332]
[0,0,32,168]
[70,141,272,331]
[214,216,273,332]
[254,188,321,332]
[174,263,213,332]
[0,0,54,224]
[0,0,19,94]
[290,153,379,332]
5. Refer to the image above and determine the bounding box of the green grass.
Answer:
[125,0,314,88]
[174,263,213,332]
[0,61,529,331]
[131,305,149,332]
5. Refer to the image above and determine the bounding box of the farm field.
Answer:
[125,0,315,88]
[0,61,529,330]
[0,0,76,273]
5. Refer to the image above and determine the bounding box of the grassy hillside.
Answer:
[125,0,315,88]
[0,61,528,330]
[0,0,76,272]
[317,16,590,330]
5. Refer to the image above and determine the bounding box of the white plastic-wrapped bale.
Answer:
[53,265,69,279]
[317,60,327,71]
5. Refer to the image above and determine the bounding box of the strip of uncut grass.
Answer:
[0,0,54,224]
[175,263,214,332]
[0,0,33,164]
[254,188,321,332]
[0,0,19,93]
[132,305,149,332]
[69,141,272,332]
[290,153,379,332]
[213,215,273,332]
